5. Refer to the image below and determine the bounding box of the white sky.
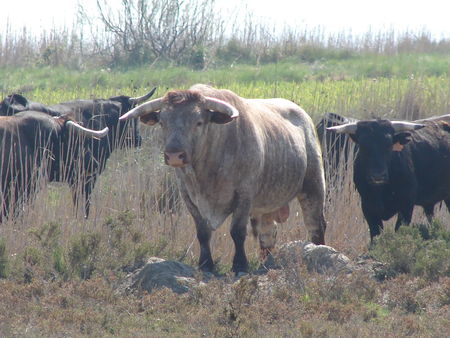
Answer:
[1,0,449,38]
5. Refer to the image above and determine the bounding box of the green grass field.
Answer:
[0,60,449,336]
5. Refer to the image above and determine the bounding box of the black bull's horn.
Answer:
[128,87,157,105]
[65,120,109,138]
[327,121,425,134]
[119,96,240,121]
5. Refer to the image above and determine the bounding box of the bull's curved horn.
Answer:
[327,122,358,134]
[66,120,109,138]
[413,114,450,123]
[204,97,239,119]
[414,114,450,123]
[119,98,164,121]
[324,112,350,124]
[128,87,157,105]
[391,121,425,132]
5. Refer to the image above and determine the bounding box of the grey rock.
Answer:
[121,257,198,294]
[117,244,386,296]
[276,241,351,274]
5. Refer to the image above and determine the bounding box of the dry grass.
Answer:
[0,81,449,336]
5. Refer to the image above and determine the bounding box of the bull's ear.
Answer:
[392,132,411,151]
[54,114,75,126]
[139,112,159,126]
[209,111,234,124]
[54,116,66,127]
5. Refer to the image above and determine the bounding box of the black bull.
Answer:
[0,88,156,217]
[316,112,450,172]
[0,112,108,221]
[328,119,450,240]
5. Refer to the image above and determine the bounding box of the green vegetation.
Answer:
[1,52,448,92]
[370,221,450,281]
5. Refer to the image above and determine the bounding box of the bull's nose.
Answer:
[164,151,188,167]
[369,173,388,185]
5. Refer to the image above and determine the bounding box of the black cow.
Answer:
[0,93,60,116]
[317,112,450,173]
[0,111,108,221]
[0,88,156,217]
[328,119,450,240]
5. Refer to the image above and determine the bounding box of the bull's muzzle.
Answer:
[164,151,188,167]
[368,172,389,185]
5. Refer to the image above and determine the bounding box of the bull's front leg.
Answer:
[230,197,251,274]
[395,204,414,231]
[70,174,96,218]
[195,219,214,272]
[83,175,98,218]
[361,199,384,242]
[178,185,214,272]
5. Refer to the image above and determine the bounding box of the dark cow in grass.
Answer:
[0,111,108,221]
[0,88,156,217]
[317,112,450,173]
[328,118,450,241]
[120,84,327,274]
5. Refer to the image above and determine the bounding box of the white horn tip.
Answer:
[119,113,131,121]
[326,125,342,131]
[97,127,109,137]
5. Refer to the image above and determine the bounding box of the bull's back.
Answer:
[243,99,316,213]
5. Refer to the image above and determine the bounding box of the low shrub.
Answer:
[370,221,450,280]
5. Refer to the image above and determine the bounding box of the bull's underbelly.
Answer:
[251,185,300,216]
[251,155,306,215]
[177,156,306,229]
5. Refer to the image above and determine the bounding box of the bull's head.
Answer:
[119,90,239,168]
[0,93,29,115]
[108,87,157,149]
[327,120,424,185]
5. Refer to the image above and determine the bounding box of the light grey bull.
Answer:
[120,84,327,274]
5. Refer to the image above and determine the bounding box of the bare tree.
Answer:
[80,0,219,66]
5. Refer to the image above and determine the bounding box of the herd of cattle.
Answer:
[0,84,449,274]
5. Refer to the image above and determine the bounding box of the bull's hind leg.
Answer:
[230,195,252,274]
[251,216,277,260]
[423,204,435,223]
